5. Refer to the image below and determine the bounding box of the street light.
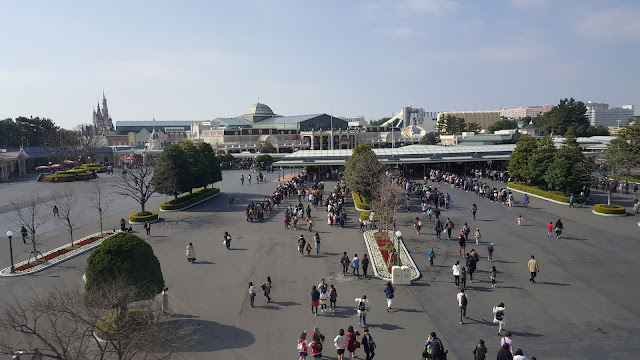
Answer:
[395,230,402,267]
[6,231,15,274]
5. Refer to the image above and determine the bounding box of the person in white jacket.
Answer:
[334,328,348,360]
[452,261,461,288]
[185,243,196,264]
[355,295,370,327]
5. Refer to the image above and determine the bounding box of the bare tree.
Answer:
[0,280,199,360]
[590,148,638,205]
[74,124,103,162]
[10,194,47,263]
[113,162,156,214]
[372,174,404,233]
[85,180,115,235]
[52,186,82,248]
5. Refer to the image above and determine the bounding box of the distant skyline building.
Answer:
[92,92,114,131]
[584,102,634,128]
[499,105,553,119]
[437,110,500,131]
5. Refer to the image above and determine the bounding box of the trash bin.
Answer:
[391,266,403,285]
[401,266,412,284]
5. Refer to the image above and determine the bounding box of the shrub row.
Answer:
[159,187,220,210]
[360,211,371,221]
[129,211,158,223]
[593,204,626,215]
[353,192,372,210]
[508,182,585,203]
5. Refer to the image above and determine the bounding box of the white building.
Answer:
[499,105,553,119]
[585,102,634,128]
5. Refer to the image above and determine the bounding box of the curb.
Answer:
[591,210,627,217]
[0,232,117,277]
[507,186,570,205]
[159,191,222,212]
[129,217,160,225]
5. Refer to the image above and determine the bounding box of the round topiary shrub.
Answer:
[593,204,626,215]
[129,211,159,223]
[85,233,165,305]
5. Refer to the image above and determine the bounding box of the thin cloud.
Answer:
[475,42,552,62]
[398,0,459,14]
[575,6,640,40]
[380,26,413,38]
[509,0,549,9]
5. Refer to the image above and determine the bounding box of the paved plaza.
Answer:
[1,170,639,359]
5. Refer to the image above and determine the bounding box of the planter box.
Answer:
[129,212,159,224]
[159,188,221,211]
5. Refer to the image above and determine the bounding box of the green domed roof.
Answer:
[245,103,274,116]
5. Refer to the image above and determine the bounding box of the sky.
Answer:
[1,0,639,129]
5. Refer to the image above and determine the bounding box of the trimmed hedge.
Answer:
[353,192,372,210]
[609,175,640,184]
[360,211,371,221]
[508,182,585,203]
[159,187,220,210]
[593,204,626,215]
[129,211,159,223]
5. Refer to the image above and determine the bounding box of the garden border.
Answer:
[159,191,222,212]
[507,186,568,205]
[591,210,626,217]
[0,232,118,277]
[363,230,421,282]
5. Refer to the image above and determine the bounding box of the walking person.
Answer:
[467,254,477,282]
[248,282,256,307]
[309,334,323,359]
[500,332,514,356]
[144,221,151,235]
[20,226,27,244]
[334,329,347,360]
[361,254,370,278]
[307,216,314,232]
[355,295,369,326]
[457,288,468,324]
[314,232,320,254]
[460,266,467,290]
[224,231,232,250]
[528,255,539,283]
[161,287,169,315]
[341,252,350,275]
[473,339,488,360]
[452,261,461,288]
[53,205,59,218]
[471,203,477,220]
[428,248,435,266]
[311,286,320,315]
[361,328,376,360]
[352,254,360,278]
[185,242,196,264]
[490,265,498,288]
[487,243,494,262]
[458,233,466,256]
[523,194,529,208]
[497,343,513,360]
[262,276,272,303]
[384,282,394,312]
[318,279,329,313]
[474,228,481,244]
[297,331,309,360]
[298,235,306,256]
[546,222,553,237]
[493,302,506,334]
[445,218,454,239]
[415,217,422,234]
[329,284,337,311]
[228,196,234,209]
[346,326,359,359]
[435,219,443,239]
[555,218,564,239]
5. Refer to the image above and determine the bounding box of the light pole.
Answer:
[7,231,15,274]
[395,230,402,267]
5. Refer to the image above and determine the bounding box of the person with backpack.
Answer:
[309,334,323,358]
[355,295,370,326]
[487,243,494,262]
[493,302,506,335]
[361,328,376,360]
[490,265,498,288]
[298,235,306,256]
[458,233,467,256]
[457,288,469,324]
[523,194,529,208]
[384,282,394,312]
[423,332,446,360]
[445,218,454,239]
[341,252,349,275]
[318,279,329,313]
[297,331,309,360]
[463,223,471,241]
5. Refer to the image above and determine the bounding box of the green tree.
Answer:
[197,142,223,185]
[370,117,391,126]
[182,141,209,193]
[507,134,537,181]
[526,137,556,185]
[488,119,518,133]
[255,154,274,166]
[465,122,482,133]
[438,115,468,134]
[420,132,438,145]
[344,143,385,202]
[535,98,588,135]
[544,137,588,192]
[85,233,165,306]
[152,144,190,199]
[0,116,59,148]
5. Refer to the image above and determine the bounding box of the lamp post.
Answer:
[395,230,402,267]
[6,231,15,274]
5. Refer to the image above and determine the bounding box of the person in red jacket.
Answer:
[546,222,553,237]
[310,334,323,358]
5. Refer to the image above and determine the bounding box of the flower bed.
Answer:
[508,182,585,203]
[159,187,221,210]
[363,230,420,281]
[2,232,116,276]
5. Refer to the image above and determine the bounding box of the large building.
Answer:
[499,105,553,119]
[437,110,501,131]
[585,102,634,128]
[92,92,114,131]
[381,106,439,134]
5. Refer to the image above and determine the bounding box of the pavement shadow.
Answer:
[229,248,248,251]
[411,281,431,287]
[368,323,405,330]
[539,282,570,286]
[271,301,299,307]
[329,308,357,318]
[160,319,255,352]
[509,330,544,338]
[195,261,214,265]
[392,308,423,313]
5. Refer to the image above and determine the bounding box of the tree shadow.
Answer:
[160,319,255,352]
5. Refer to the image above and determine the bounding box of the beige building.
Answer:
[437,110,500,131]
